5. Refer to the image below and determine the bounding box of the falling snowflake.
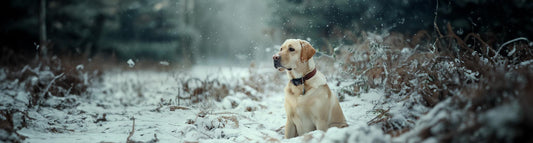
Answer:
[127,59,135,68]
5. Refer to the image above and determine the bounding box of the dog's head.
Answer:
[273,39,316,71]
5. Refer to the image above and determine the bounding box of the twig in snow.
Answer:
[495,37,530,57]
[433,0,443,38]
[93,113,107,123]
[152,134,159,142]
[38,73,64,105]
[169,106,190,111]
[127,116,135,143]
[432,0,443,54]
[260,132,280,142]
[382,63,388,90]
[275,125,285,134]
[367,108,391,125]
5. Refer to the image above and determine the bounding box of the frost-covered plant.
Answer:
[0,55,100,141]
[336,26,533,140]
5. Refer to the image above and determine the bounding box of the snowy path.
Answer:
[18,65,388,142]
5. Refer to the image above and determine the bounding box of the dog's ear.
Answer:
[299,40,316,62]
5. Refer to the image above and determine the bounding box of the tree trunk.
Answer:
[39,0,47,58]
[179,0,196,65]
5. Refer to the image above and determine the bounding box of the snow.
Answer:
[127,59,135,68]
[7,63,393,142]
[479,101,521,140]
[498,37,529,53]
[76,64,84,70]
[507,46,516,56]
[159,61,170,66]
[519,59,533,66]
[2,54,526,142]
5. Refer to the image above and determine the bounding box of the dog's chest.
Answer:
[287,85,312,96]
[286,96,316,131]
[285,92,321,118]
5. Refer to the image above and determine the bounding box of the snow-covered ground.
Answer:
[13,63,390,142]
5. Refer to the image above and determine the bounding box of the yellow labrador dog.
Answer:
[273,39,348,138]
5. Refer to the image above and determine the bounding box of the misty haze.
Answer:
[1,0,532,142]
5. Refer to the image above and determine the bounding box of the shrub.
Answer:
[336,23,533,140]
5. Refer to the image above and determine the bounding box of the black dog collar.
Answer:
[291,68,317,86]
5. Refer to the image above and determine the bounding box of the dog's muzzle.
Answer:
[273,54,282,69]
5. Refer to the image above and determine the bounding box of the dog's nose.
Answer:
[273,55,280,60]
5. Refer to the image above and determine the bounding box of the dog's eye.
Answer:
[289,48,295,51]
[280,48,283,51]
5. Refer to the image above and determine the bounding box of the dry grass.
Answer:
[241,62,285,96]
[0,110,28,142]
[180,77,230,104]
[171,62,283,106]
[0,54,103,141]
[337,23,533,140]
[4,55,102,108]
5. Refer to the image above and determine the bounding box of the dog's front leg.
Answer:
[315,119,328,132]
[285,119,297,138]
